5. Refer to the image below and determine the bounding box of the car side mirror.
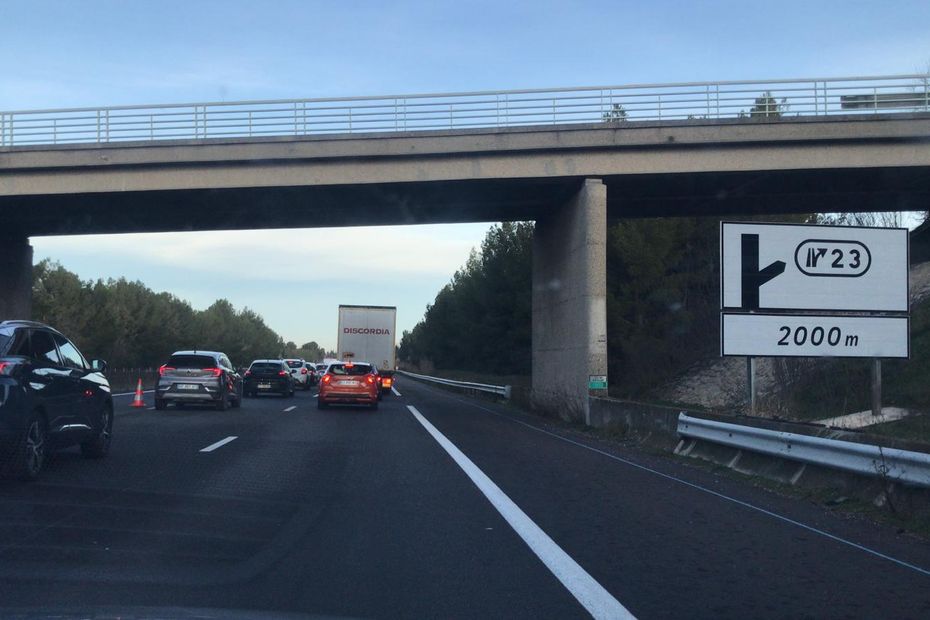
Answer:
[91,359,108,373]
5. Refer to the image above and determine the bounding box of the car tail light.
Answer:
[0,361,14,376]
[322,374,332,384]
[244,370,251,377]
[365,375,375,385]
[278,370,288,376]
[301,368,308,375]
[382,377,393,387]
[203,368,222,377]
[159,365,175,376]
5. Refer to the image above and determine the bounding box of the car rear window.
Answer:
[316,365,327,371]
[286,360,303,368]
[168,355,216,369]
[329,363,372,376]
[250,362,282,372]
[0,328,13,355]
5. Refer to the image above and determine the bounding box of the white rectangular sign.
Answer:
[721,313,909,358]
[721,222,908,312]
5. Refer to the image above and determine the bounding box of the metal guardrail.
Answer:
[397,370,511,399]
[1,74,928,147]
[678,413,930,488]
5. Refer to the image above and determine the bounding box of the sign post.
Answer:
[720,221,909,414]
[871,359,882,417]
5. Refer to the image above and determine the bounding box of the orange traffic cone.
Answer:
[130,378,146,408]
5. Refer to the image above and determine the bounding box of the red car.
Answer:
[317,362,379,410]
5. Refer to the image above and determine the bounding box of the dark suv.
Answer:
[0,320,113,480]
[155,351,243,411]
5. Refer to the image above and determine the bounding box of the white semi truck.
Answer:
[337,305,397,393]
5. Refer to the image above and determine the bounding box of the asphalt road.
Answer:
[0,378,928,619]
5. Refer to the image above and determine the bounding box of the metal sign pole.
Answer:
[747,356,757,415]
[871,358,882,416]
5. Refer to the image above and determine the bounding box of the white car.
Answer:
[283,358,312,390]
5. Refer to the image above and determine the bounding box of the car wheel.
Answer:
[10,412,47,481]
[81,405,113,458]
[155,398,167,411]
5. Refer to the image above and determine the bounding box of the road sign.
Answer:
[721,222,908,312]
[588,375,608,390]
[721,313,909,358]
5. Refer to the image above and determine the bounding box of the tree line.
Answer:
[399,222,532,375]
[31,260,294,369]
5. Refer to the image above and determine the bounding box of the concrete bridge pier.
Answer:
[532,178,608,423]
[0,237,33,321]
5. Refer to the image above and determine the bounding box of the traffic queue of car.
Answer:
[0,319,395,481]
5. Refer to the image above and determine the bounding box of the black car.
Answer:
[0,320,113,480]
[155,350,243,411]
[243,359,295,397]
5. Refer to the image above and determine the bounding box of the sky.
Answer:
[3,0,929,350]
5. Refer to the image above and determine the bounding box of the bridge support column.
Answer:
[0,237,33,321]
[532,179,607,424]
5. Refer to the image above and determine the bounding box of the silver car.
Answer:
[155,350,243,411]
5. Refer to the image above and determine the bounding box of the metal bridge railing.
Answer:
[1,74,928,147]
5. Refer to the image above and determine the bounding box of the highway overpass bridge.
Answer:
[2,75,929,418]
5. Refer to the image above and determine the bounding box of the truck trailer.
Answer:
[336,305,397,394]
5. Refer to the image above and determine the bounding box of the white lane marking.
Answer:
[147,406,155,410]
[313,393,318,398]
[407,405,634,619]
[283,405,297,412]
[418,387,930,579]
[199,436,238,453]
[391,387,402,396]
[112,389,156,397]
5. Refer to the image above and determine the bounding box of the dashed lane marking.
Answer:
[283,405,297,412]
[391,387,402,396]
[199,436,238,453]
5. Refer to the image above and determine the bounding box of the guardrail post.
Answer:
[504,385,512,400]
[924,76,929,110]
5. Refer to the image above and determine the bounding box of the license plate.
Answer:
[258,383,272,389]
[338,380,360,387]
[177,384,199,390]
